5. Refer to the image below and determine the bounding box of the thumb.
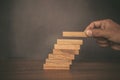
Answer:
[85,30,92,37]
[85,29,108,38]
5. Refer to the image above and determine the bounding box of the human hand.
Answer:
[85,19,120,50]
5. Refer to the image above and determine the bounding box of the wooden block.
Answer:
[46,58,71,62]
[45,59,72,64]
[54,44,80,50]
[43,64,70,70]
[53,50,75,59]
[53,49,79,55]
[43,67,70,70]
[43,64,69,67]
[57,39,83,45]
[48,54,74,60]
[43,67,69,70]
[63,31,87,37]
[48,54,75,60]
[53,53,75,59]
[45,61,71,65]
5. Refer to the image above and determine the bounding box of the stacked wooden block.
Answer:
[43,31,87,70]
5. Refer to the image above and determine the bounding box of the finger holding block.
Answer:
[63,31,87,37]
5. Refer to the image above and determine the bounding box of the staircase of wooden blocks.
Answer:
[43,31,87,70]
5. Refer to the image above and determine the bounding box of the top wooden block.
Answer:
[63,31,87,37]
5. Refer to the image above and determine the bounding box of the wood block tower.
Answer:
[43,31,87,70]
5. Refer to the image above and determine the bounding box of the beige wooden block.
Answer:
[52,52,74,59]
[43,64,69,67]
[43,67,69,70]
[63,31,87,37]
[48,56,65,60]
[48,54,74,60]
[48,54,75,60]
[43,64,70,70]
[43,67,70,70]
[53,49,79,55]
[54,44,80,50]
[45,59,72,65]
[45,61,71,65]
[47,57,72,62]
[57,39,83,45]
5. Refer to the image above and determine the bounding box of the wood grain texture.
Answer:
[45,62,71,65]
[57,39,83,45]
[43,63,70,70]
[43,63,70,67]
[1,59,120,80]
[43,64,70,70]
[48,54,75,60]
[52,52,75,59]
[54,44,80,50]
[45,59,72,64]
[53,49,79,55]
[63,31,87,37]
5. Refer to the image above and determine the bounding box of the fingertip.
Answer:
[85,30,92,37]
[111,46,120,50]
[98,44,109,47]
[111,45,120,50]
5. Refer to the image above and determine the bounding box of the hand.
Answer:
[84,19,120,50]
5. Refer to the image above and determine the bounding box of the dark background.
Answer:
[0,0,120,60]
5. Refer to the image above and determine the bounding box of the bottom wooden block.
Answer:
[43,64,70,70]
[43,67,70,70]
[45,62,71,66]
[45,59,72,65]
[44,63,70,66]
[46,58,71,61]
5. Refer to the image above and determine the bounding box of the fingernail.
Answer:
[86,30,92,37]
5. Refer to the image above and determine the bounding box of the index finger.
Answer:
[85,20,103,31]
[84,20,104,37]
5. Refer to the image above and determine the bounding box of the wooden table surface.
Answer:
[0,59,120,80]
